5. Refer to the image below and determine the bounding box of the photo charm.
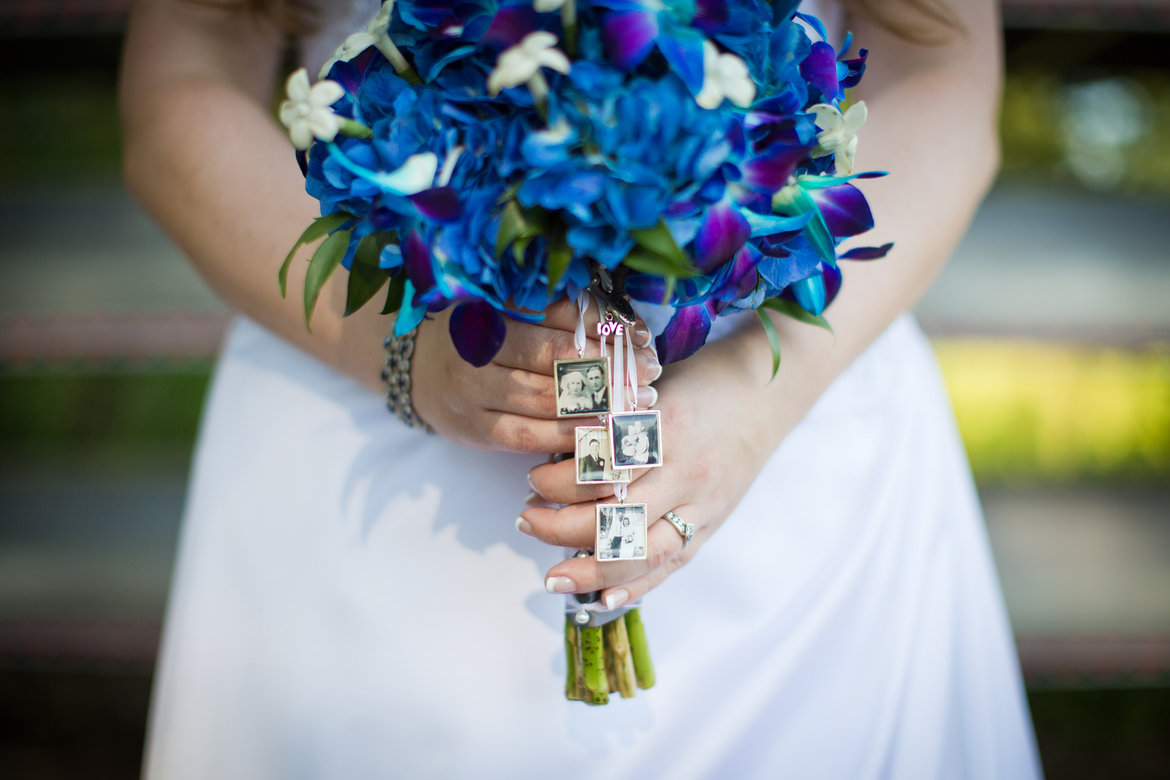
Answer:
[554,357,611,418]
[575,426,631,485]
[609,410,663,470]
[595,503,649,562]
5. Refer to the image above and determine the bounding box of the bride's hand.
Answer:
[519,337,779,607]
[410,298,661,454]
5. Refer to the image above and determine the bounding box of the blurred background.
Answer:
[0,0,1168,777]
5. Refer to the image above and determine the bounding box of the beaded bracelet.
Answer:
[381,329,434,433]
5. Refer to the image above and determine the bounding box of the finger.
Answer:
[596,514,706,608]
[462,410,579,454]
[526,457,650,505]
[536,298,655,349]
[540,513,697,595]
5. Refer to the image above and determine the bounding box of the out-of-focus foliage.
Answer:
[1000,69,1170,197]
[937,340,1170,486]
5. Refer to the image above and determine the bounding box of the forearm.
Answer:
[119,1,388,392]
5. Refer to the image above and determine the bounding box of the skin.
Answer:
[121,0,1000,612]
[526,0,1003,609]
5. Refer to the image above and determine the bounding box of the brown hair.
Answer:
[841,0,962,45]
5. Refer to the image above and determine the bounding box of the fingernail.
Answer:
[527,470,536,491]
[604,589,629,610]
[633,323,652,348]
[636,385,658,408]
[523,490,537,504]
[644,355,662,382]
[515,516,534,536]
[545,576,575,594]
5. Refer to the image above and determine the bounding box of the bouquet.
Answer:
[279,0,889,705]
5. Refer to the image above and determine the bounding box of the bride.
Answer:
[121,0,1041,776]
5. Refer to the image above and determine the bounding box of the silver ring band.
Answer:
[664,511,694,548]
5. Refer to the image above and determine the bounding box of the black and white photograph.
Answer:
[553,357,610,417]
[574,426,630,485]
[609,410,663,469]
[595,503,648,562]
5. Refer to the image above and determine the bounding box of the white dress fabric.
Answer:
[144,3,1042,777]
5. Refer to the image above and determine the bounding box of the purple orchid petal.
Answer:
[449,301,506,367]
[800,41,841,101]
[656,300,716,365]
[808,182,873,238]
[657,28,706,94]
[719,244,762,303]
[791,272,827,315]
[840,48,869,89]
[693,200,751,273]
[625,273,670,304]
[840,242,893,260]
[409,187,462,223]
[693,0,728,34]
[823,262,843,306]
[403,229,437,295]
[603,10,660,70]
[483,5,538,48]
[742,144,810,192]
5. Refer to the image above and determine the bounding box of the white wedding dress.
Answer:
[143,3,1041,777]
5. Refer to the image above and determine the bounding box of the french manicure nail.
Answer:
[604,589,629,610]
[633,323,652,347]
[545,576,575,594]
[515,517,534,536]
[645,355,663,382]
[636,385,658,408]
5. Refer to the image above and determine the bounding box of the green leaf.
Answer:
[380,275,406,315]
[495,201,549,263]
[546,230,571,294]
[756,309,782,380]
[621,248,684,278]
[279,212,354,297]
[762,297,835,336]
[629,220,684,262]
[495,200,527,258]
[344,233,390,316]
[303,228,351,329]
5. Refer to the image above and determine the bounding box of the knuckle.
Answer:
[506,420,540,453]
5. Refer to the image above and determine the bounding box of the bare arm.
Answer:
[120,0,389,390]
[525,0,1002,601]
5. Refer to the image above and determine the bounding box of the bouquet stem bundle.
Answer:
[564,609,655,705]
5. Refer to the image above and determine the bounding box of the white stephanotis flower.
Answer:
[279,69,345,150]
[318,0,409,79]
[487,31,571,96]
[694,40,756,110]
[809,101,868,175]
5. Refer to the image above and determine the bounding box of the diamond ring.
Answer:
[663,511,694,548]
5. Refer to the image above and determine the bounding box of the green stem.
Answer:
[561,1,578,57]
[580,625,610,706]
[337,118,373,140]
[624,608,655,690]
[564,617,584,701]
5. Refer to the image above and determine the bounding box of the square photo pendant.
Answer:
[554,356,611,418]
[595,503,648,562]
[609,410,663,470]
[575,426,632,485]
